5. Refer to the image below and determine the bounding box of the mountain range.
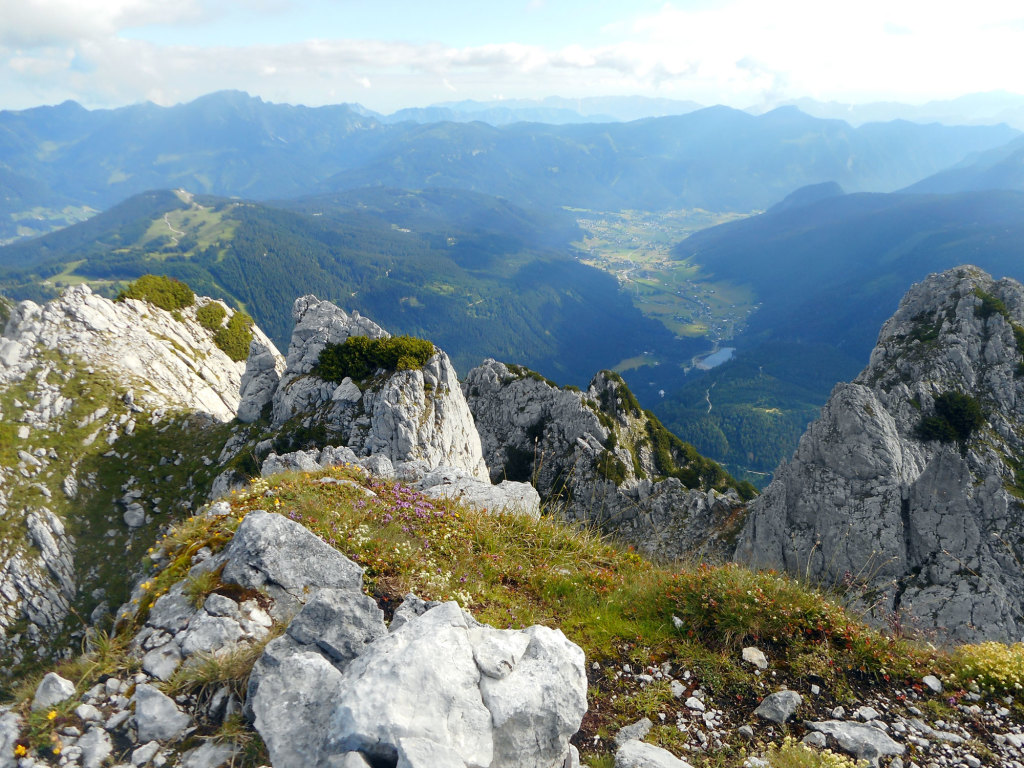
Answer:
[1,91,1017,243]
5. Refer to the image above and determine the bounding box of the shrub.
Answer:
[117,275,195,311]
[214,310,254,362]
[596,449,627,484]
[196,301,227,332]
[918,391,984,444]
[951,641,1024,694]
[766,736,866,768]
[315,334,435,383]
[973,287,1007,319]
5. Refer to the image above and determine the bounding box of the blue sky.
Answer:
[1,0,1023,112]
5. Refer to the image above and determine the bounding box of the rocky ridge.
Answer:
[2,279,1023,768]
[0,286,272,673]
[232,295,488,481]
[464,360,750,560]
[0,465,1020,768]
[736,266,1024,643]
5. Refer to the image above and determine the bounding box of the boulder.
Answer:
[285,587,388,667]
[31,672,75,710]
[133,683,191,742]
[753,690,802,724]
[419,465,541,517]
[78,726,112,768]
[806,720,905,767]
[221,510,364,616]
[614,739,695,768]
[249,598,586,768]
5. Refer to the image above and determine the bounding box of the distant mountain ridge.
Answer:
[0,90,1018,242]
[0,187,682,385]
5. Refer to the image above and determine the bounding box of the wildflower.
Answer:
[47,709,57,721]
[140,581,152,591]
[14,744,27,756]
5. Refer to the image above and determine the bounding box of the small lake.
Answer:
[697,347,735,369]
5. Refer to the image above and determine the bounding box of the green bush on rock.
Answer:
[196,301,227,332]
[315,334,435,383]
[918,391,984,444]
[214,310,254,362]
[117,275,195,311]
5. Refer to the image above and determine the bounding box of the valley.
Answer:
[573,207,756,344]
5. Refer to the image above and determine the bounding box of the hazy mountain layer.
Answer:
[0,188,684,385]
[0,91,1017,242]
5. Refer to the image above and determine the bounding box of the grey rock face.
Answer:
[1,286,270,422]
[753,690,802,724]
[736,267,1024,642]
[285,587,388,667]
[464,360,744,559]
[237,338,286,423]
[243,295,488,480]
[0,286,278,663]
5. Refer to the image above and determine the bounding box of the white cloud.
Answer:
[1,0,1023,111]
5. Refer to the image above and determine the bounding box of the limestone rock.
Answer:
[806,720,905,767]
[78,726,113,768]
[221,510,364,617]
[31,671,76,710]
[615,718,653,746]
[614,739,695,768]
[242,295,488,480]
[249,597,586,768]
[179,740,240,768]
[742,647,768,670]
[133,683,191,742]
[285,587,388,667]
[1,286,271,422]
[464,360,746,559]
[237,337,286,423]
[736,267,1024,642]
[0,708,21,768]
[753,690,802,723]
[419,465,541,517]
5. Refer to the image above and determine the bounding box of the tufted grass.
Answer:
[77,465,1023,767]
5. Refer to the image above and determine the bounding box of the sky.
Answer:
[1,0,1023,113]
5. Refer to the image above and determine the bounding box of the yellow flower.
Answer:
[14,744,27,756]
[140,581,152,591]
[52,746,61,755]
[47,710,57,720]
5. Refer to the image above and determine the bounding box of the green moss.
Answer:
[315,334,435,383]
[116,274,195,311]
